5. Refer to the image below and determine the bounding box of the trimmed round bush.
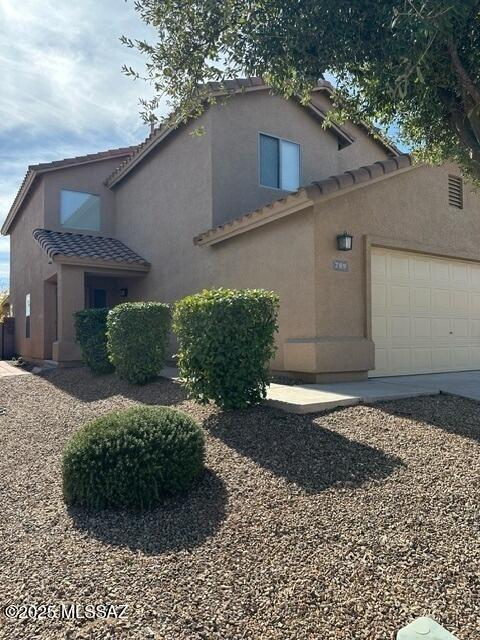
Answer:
[173,288,279,409]
[107,302,170,384]
[62,406,205,510]
[74,308,114,374]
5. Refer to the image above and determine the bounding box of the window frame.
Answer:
[258,132,301,191]
[59,188,101,232]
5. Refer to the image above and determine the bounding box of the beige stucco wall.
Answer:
[113,116,214,305]
[210,90,390,226]
[308,163,480,379]
[43,157,124,236]
[9,178,57,360]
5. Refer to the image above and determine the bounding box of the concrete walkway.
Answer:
[0,361,29,378]
[160,367,480,413]
[266,379,440,414]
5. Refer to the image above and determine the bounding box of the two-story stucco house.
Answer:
[3,77,480,382]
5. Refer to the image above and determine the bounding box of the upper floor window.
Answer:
[259,133,300,191]
[60,189,100,231]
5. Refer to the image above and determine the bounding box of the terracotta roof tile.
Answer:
[194,155,413,245]
[32,229,149,267]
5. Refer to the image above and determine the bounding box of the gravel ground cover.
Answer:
[0,368,479,639]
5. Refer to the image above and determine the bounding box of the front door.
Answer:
[92,289,107,309]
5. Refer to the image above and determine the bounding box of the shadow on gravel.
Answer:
[68,469,227,554]
[377,394,480,443]
[204,409,403,494]
[42,368,186,405]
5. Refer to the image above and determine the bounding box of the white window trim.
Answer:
[258,132,301,191]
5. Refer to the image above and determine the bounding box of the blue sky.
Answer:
[0,0,159,283]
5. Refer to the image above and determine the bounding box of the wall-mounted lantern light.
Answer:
[337,231,353,251]
[119,287,129,298]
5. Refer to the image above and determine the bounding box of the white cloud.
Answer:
[0,0,158,139]
[0,0,165,282]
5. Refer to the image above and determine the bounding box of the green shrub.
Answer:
[62,406,205,510]
[107,302,170,384]
[74,308,114,374]
[173,288,279,409]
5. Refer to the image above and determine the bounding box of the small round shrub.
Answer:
[173,288,279,409]
[107,302,170,384]
[74,308,114,374]
[62,406,205,510]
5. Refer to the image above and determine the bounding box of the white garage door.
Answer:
[370,247,480,377]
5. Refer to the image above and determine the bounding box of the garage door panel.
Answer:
[412,349,432,371]
[413,317,431,337]
[390,255,410,279]
[471,293,480,313]
[432,288,450,311]
[371,283,386,308]
[453,318,469,337]
[469,265,480,288]
[412,287,430,310]
[452,290,469,311]
[371,247,480,376]
[389,285,410,309]
[413,259,431,281]
[391,317,411,338]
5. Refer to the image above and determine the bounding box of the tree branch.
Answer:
[447,40,480,106]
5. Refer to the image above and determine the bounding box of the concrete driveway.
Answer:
[377,370,480,401]
[160,365,480,414]
[266,371,480,414]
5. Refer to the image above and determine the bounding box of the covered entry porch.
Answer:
[33,228,150,364]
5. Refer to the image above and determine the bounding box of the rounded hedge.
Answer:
[173,288,279,409]
[74,308,114,374]
[107,302,170,384]
[62,406,205,510]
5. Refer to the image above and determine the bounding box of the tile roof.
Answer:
[194,155,413,245]
[2,146,136,236]
[33,229,149,267]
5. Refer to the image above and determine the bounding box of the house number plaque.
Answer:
[332,259,349,272]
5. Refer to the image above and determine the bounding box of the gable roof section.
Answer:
[2,146,136,235]
[105,77,398,189]
[194,155,414,246]
[33,228,149,270]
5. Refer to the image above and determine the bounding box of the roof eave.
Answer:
[194,190,315,246]
[106,125,177,188]
[1,169,36,235]
[53,255,150,271]
[194,160,417,246]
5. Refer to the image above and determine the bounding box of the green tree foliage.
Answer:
[123,1,480,180]
[173,288,279,409]
[62,406,205,510]
[107,302,171,384]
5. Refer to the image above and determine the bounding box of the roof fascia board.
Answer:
[54,255,150,271]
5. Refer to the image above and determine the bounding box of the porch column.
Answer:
[52,265,84,363]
